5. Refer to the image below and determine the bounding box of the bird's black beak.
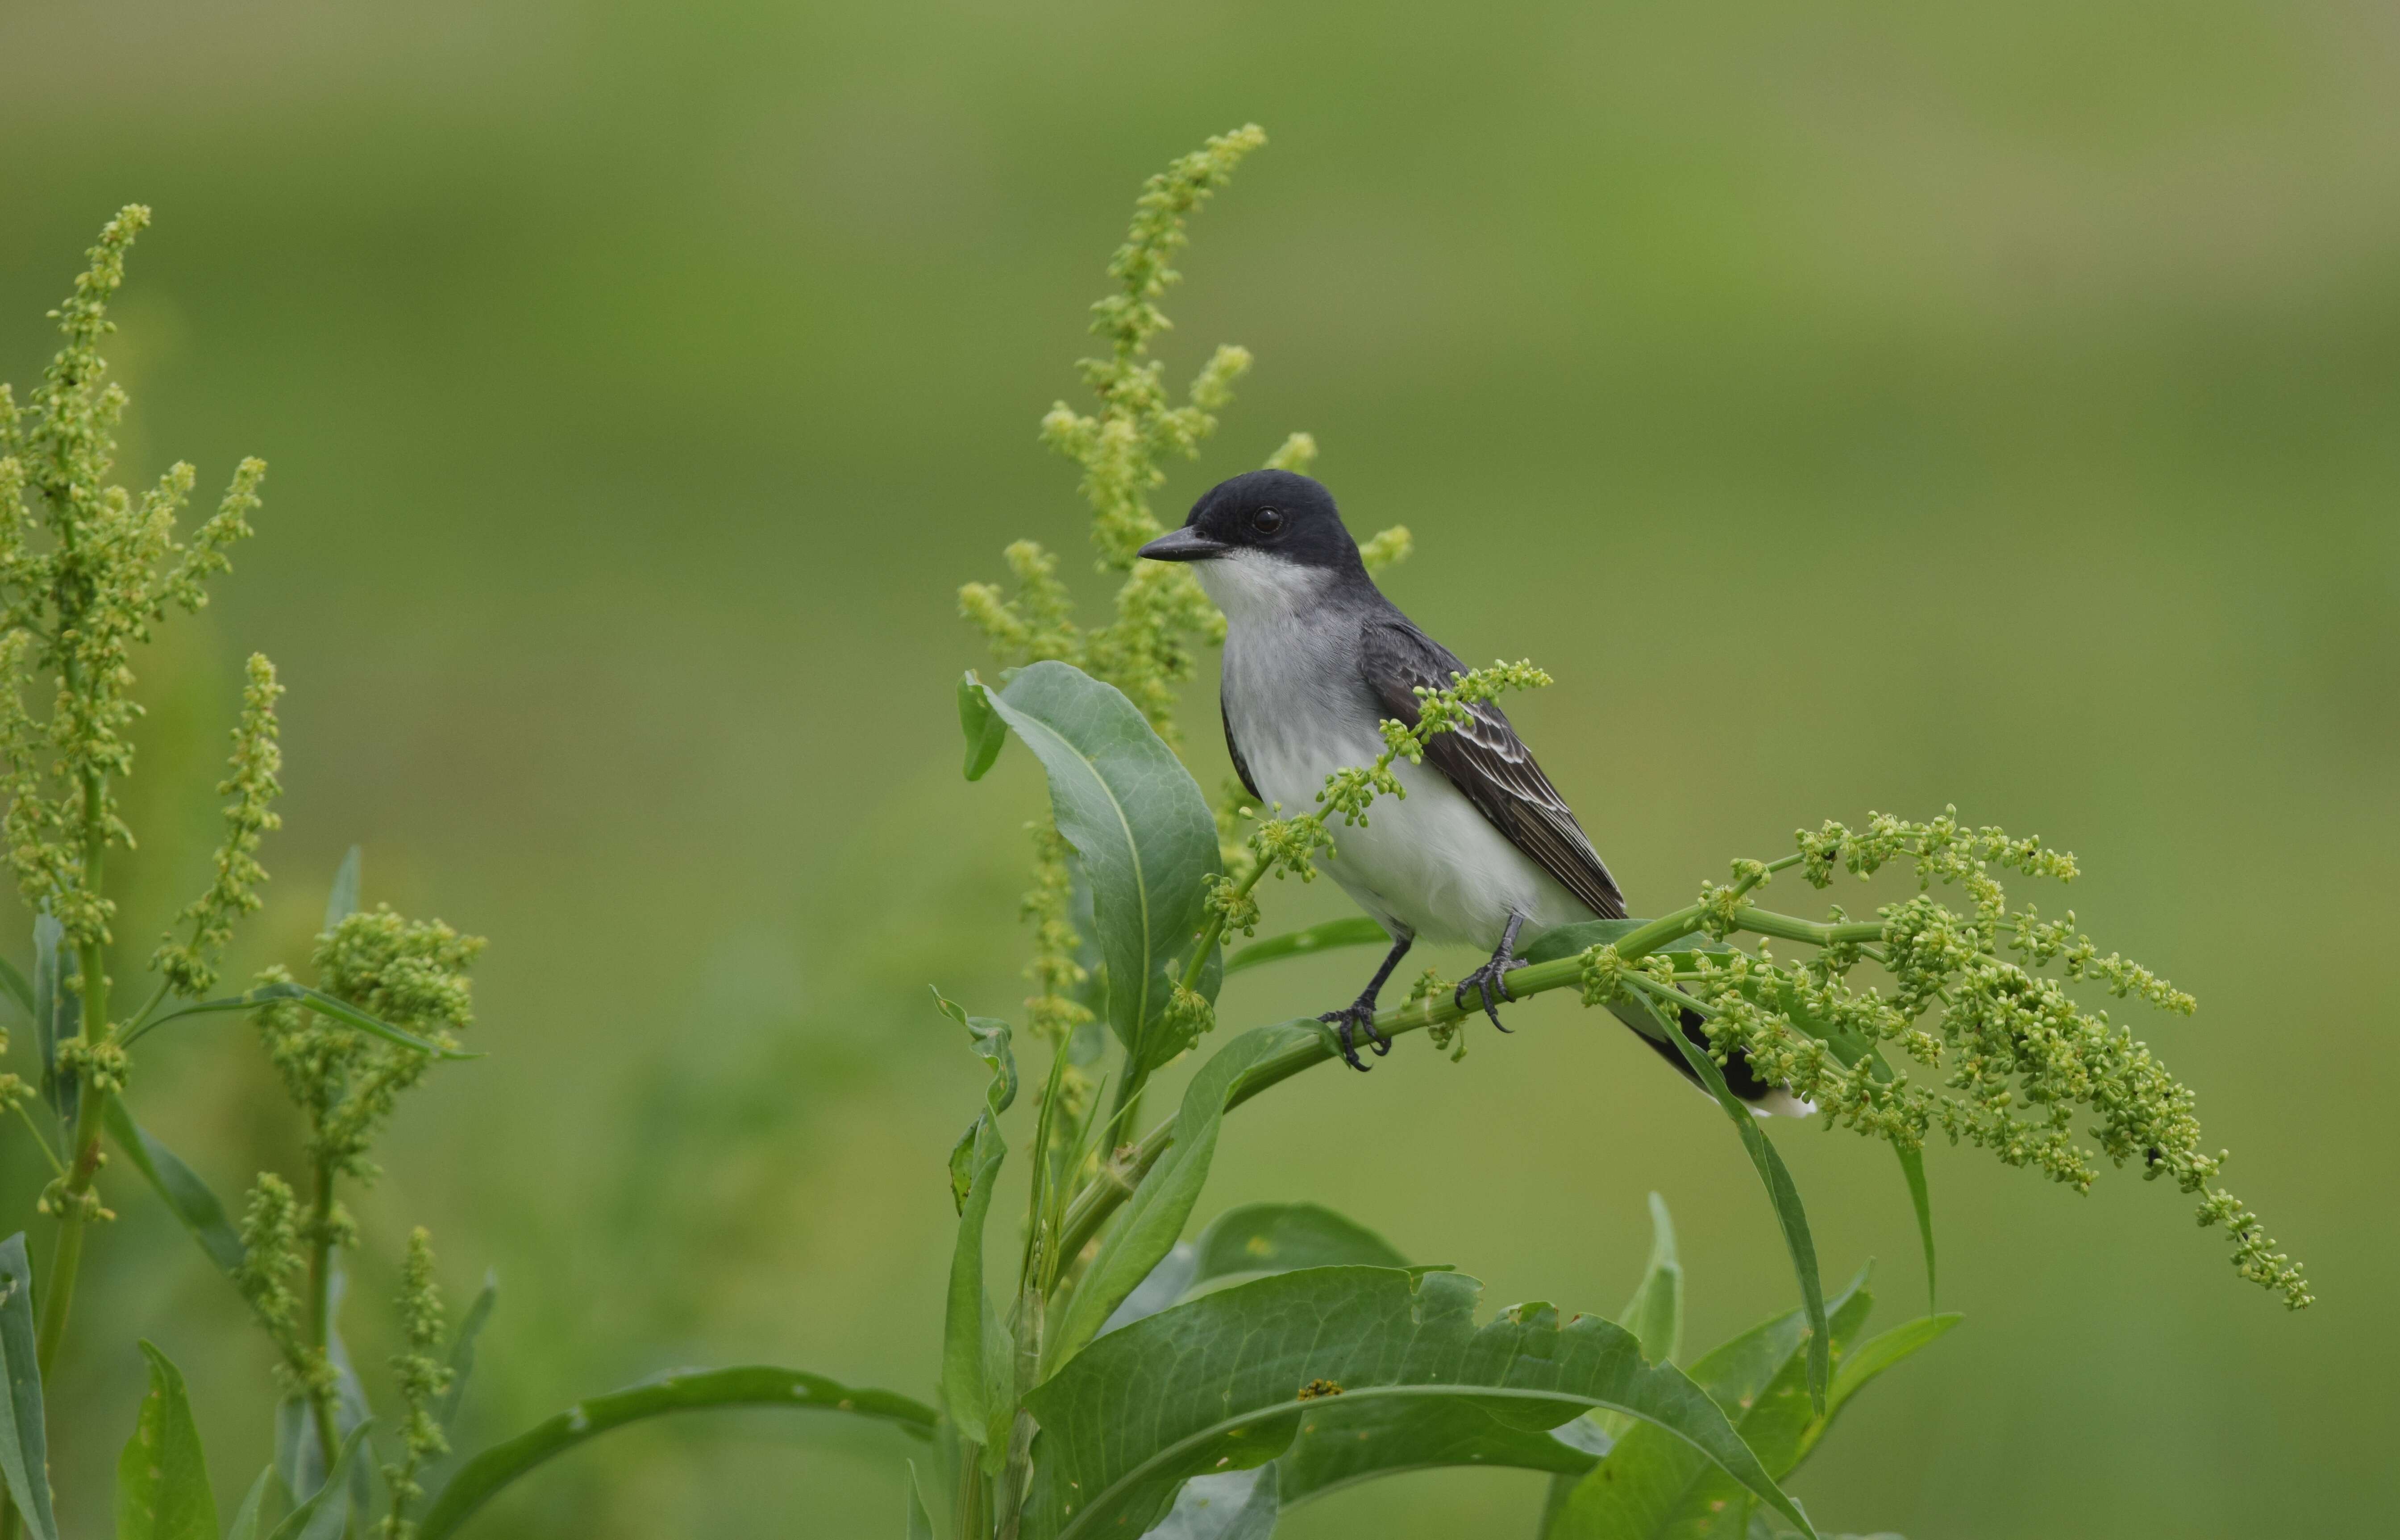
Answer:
[1137,526,1229,562]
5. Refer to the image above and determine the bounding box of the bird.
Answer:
[1139,468,1802,1113]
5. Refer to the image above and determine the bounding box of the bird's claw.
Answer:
[1318,999,1390,1072]
[1454,953,1527,1032]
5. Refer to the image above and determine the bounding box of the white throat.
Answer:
[1191,549,1334,628]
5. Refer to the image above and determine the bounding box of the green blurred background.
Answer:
[1,1,2394,1534]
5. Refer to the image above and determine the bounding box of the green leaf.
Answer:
[941,1111,1013,1457]
[1635,989,1829,1415]
[1815,1315,1960,1459]
[1022,1265,1815,1540]
[1618,1193,1683,1367]
[1222,918,1391,977]
[264,1421,368,1540]
[323,846,362,932]
[1103,1200,1411,1336]
[906,1462,936,1540]
[221,1469,273,1540]
[437,1270,499,1432]
[116,1341,218,1540]
[1190,1201,1409,1285]
[932,992,1017,1461]
[969,662,1223,1076]
[1048,1023,1319,1372]
[103,1101,246,1277]
[1551,1275,1875,1540]
[414,1368,937,1540]
[1546,1194,1685,1520]
[0,1234,58,1540]
[1895,1144,1935,1312]
[123,981,474,1058]
[0,955,30,1021]
[958,674,1010,781]
[1147,1467,1279,1540]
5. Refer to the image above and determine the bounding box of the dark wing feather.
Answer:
[1220,696,1262,803]
[1357,616,1627,920]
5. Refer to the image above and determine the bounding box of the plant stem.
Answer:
[1731,908,1884,949]
[36,734,116,1376]
[1057,898,1724,1262]
[304,1154,345,1486]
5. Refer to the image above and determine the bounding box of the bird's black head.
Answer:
[1136,470,1363,573]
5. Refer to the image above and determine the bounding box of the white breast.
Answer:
[1204,554,1596,951]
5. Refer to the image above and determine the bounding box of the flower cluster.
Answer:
[0,205,270,952]
[256,907,483,1186]
[154,653,285,996]
[1577,811,2310,1309]
[379,1227,454,1540]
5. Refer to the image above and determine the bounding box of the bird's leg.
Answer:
[1454,912,1530,1032]
[1319,934,1413,1072]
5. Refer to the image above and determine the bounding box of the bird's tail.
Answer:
[1606,998,1815,1117]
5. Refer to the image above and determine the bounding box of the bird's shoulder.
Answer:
[1354,609,1628,920]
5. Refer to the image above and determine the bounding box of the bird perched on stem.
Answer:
[1140,469,1801,1112]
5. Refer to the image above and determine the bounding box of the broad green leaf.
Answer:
[323,846,362,932]
[116,1341,218,1540]
[906,1461,936,1540]
[1222,918,1390,977]
[221,1469,273,1540]
[1190,1201,1408,1286]
[33,912,76,1124]
[1022,1266,1815,1540]
[437,1270,499,1432]
[264,1422,367,1540]
[1104,1202,1410,1337]
[124,982,473,1058]
[1895,1144,1935,1311]
[104,1101,246,1276]
[414,1368,937,1540]
[0,1234,58,1540]
[1568,1189,1683,1490]
[1100,1206,1594,1514]
[1550,1274,1874,1540]
[958,674,1009,781]
[0,955,29,1020]
[1048,1023,1319,1371]
[1147,1467,1278,1540]
[969,662,1222,1076]
[1636,991,1829,1415]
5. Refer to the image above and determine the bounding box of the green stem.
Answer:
[9,1105,63,1179]
[303,1155,345,1497]
[1106,856,1271,1122]
[1730,907,1884,949]
[35,785,114,1378]
[1056,898,1716,1262]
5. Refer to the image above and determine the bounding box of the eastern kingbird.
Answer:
[1140,469,1801,1112]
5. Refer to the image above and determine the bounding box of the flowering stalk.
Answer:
[0,206,278,1392]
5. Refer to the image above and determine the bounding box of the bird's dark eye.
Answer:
[1249,507,1285,535]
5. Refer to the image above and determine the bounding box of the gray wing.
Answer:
[1358,616,1627,920]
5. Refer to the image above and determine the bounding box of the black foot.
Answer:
[1455,916,1529,1032]
[1318,999,1391,1072]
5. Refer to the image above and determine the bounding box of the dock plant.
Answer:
[0,130,2305,1540]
